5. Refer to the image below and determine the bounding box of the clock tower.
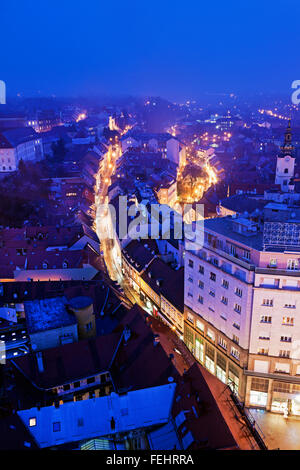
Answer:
[275,120,295,192]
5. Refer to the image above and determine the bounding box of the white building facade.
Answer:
[183,214,300,415]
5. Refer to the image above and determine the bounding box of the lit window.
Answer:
[29,417,36,427]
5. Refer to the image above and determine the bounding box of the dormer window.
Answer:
[62,260,68,269]
[42,261,48,269]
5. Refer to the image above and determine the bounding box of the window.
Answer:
[259,333,270,340]
[231,347,240,360]
[220,313,227,321]
[187,313,194,324]
[87,376,95,384]
[210,272,216,282]
[188,259,194,268]
[188,276,193,283]
[262,299,273,307]
[222,279,229,289]
[280,336,292,343]
[207,329,215,341]
[234,303,241,314]
[258,348,269,355]
[221,296,228,305]
[287,259,299,270]
[274,363,290,373]
[73,381,81,388]
[269,258,277,267]
[53,422,61,432]
[209,289,215,297]
[279,350,290,358]
[273,382,290,394]
[196,320,204,332]
[187,292,193,298]
[63,384,70,391]
[235,287,242,297]
[243,250,250,260]
[198,295,203,304]
[199,265,204,275]
[229,244,236,256]
[284,303,296,309]
[233,322,240,330]
[232,334,239,344]
[261,315,272,323]
[282,317,294,326]
[86,322,93,332]
[198,280,204,289]
[29,417,36,427]
[218,337,227,350]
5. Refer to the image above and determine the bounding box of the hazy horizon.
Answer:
[2,0,300,101]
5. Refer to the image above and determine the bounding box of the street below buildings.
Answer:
[250,408,300,450]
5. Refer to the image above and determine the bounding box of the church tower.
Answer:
[275,120,295,192]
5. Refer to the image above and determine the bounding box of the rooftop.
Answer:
[24,296,77,334]
[17,383,176,448]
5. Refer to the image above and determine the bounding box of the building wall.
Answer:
[183,225,300,415]
[183,308,247,398]
[29,324,78,351]
[184,247,254,351]
[71,303,96,339]
[166,138,180,166]
[275,154,295,191]
[0,148,16,172]
[16,139,44,164]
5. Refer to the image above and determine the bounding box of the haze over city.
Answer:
[2,0,300,100]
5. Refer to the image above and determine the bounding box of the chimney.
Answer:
[36,351,44,373]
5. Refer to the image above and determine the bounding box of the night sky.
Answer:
[1,0,300,100]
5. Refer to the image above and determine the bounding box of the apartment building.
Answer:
[183,208,300,416]
[0,127,44,172]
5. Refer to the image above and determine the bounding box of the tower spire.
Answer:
[280,119,294,155]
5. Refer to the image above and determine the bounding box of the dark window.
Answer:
[53,422,61,432]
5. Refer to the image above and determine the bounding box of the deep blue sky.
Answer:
[1,0,300,100]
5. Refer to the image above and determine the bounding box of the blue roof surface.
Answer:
[24,297,76,334]
[68,296,93,310]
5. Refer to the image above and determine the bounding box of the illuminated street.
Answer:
[250,409,300,450]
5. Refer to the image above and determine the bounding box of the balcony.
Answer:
[256,267,300,277]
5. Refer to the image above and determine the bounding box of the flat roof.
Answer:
[24,297,77,334]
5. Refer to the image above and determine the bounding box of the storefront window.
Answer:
[250,391,268,407]
[216,366,226,384]
[195,338,204,363]
[205,356,215,374]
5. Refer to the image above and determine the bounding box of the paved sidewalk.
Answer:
[250,408,300,450]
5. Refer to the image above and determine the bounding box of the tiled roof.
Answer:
[12,331,121,389]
